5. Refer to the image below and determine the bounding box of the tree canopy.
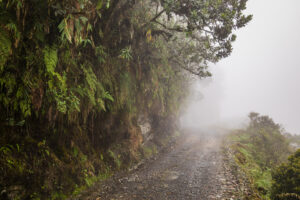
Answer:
[148,0,252,75]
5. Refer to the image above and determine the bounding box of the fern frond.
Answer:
[103,91,114,102]
[43,45,58,74]
[0,29,12,72]
[58,18,72,43]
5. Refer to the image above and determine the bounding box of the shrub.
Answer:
[271,149,300,199]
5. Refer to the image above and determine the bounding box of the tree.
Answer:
[147,0,252,76]
[247,113,290,168]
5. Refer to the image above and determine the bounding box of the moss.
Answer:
[108,150,122,169]
[142,144,158,159]
[142,146,153,159]
[71,167,112,197]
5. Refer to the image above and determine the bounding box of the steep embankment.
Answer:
[0,1,187,199]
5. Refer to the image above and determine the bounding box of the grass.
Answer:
[229,132,272,200]
[108,150,122,169]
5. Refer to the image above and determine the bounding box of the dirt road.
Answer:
[73,130,244,200]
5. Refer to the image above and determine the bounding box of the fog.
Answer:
[181,0,300,134]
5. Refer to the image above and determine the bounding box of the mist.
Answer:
[181,0,300,134]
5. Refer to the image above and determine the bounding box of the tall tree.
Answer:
[147,0,252,76]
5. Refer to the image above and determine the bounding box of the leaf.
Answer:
[119,46,132,60]
[79,16,88,24]
[103,91,114,102]
[16,120,25,126]
[146,29,152,42]
[58,18,72,42]
[98,99,106,111]
[96,0,103,10]
[106,0,110,9]
[87,23,93,32]
[43,46,58,74]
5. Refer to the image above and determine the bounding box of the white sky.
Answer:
[218,0,300,134]
[182,0,300,134]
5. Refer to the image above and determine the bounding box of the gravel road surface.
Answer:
[72,130,244,200]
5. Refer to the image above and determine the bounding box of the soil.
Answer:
[70,130,248,200]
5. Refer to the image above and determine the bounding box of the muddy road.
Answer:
[73,130,244,200]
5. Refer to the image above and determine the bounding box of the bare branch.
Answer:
[150,9,165,22]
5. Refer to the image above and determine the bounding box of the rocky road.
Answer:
[73,130,245,200]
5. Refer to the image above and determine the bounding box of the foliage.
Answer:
[108,150,121,169]
[246,112,291,168]
[0,0,251,198]
[147,0,252,75]
[271,149,300,199]
[142,145,158,159]
[0,0,114,122]
[229,112,292,199]
[0,29,11,72]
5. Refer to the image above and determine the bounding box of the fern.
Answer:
[44,45,67,90]
[0,29,12,72]
[97,98,106,111]
[58,17,72,43]
[44,46,71,113]
[103,91,114,102]
[80,63,114,112]
[95,45,107,63]
[119,46,132,60]
[43,45,58,75]
[81,64,97,106]
[5,22,20,46]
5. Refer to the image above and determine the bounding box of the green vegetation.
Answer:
[142,145,158,159]
[228,112,292,199]
[0,0,251,199]
[271,149,300,200]
[108,150,122,169]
